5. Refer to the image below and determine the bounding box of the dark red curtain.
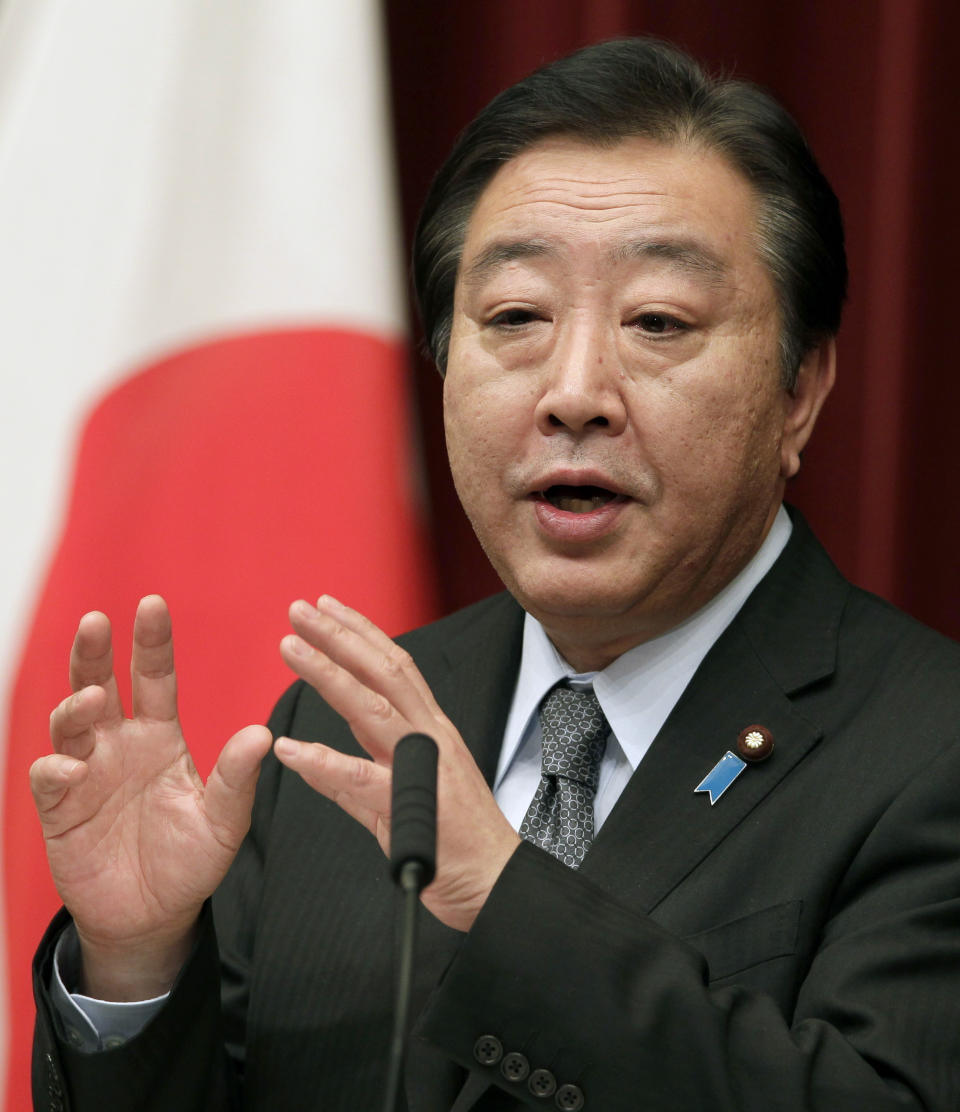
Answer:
[386,0,960,641]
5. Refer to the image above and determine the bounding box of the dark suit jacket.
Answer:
[33,513,960,1111]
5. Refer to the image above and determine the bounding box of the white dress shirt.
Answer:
[494,506,792,832]
[53,507,792,1048]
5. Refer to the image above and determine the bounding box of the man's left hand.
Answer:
[275,595,521,932]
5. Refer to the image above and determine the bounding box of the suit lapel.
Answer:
[581,511,848,916]
[581,620,822,913]
[439,594,525,786]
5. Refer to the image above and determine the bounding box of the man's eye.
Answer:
[633,312,685,335]
[490,308,539,328]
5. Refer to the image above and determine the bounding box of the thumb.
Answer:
[204,725,274,846]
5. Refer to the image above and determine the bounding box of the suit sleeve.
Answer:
[418,740,960,1112]
[31,682,304,1112]
[32,901,236,1112]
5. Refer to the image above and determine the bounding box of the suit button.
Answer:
[555,1082,585,1110]
[528,1067,557,1097]
[500,1051,530,1082]
[473,1034,503,1066]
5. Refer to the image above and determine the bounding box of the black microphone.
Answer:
[389,732,438,890]
[382,733,439,1112]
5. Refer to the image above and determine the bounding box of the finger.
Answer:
[49,685,111,760]
[69,611,123,723]
[274,737,390,837]
[130,595,179,722]
[279,632,410,762]
[30,753,89,821]
[203,725,274,847]
[290,598,440,726]
[319,597,440,711]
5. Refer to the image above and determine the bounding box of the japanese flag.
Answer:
[0,3,436,1107]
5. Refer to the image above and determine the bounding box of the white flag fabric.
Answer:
[0,3,435,1106]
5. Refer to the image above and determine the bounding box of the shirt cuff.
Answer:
[50,924,169,1052]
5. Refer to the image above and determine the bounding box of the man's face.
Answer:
[443,136,831,670]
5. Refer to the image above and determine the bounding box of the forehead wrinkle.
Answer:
[508,179,671,211]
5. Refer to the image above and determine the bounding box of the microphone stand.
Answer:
[382,733,438,1112]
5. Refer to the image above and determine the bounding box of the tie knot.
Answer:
[539,684,609,792]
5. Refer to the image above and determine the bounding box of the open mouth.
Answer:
[541,484,621,513]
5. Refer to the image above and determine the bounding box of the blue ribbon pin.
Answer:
[694,751,747,805]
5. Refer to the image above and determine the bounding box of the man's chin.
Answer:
[521,592,663,672]
[511,576,653,634]
[500,559,688,663]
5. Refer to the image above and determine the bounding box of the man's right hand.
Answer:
[30,595,272,1002]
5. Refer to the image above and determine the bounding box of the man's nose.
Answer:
[533,324,628,437]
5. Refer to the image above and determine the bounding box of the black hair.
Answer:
[413,37,846,388]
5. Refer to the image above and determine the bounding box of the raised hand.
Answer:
[30,596,272,999]
[274,596,521,933]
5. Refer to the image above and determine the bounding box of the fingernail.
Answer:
[291,599,313,618]
[275,737,298,759]
[317,594,343,611]
[284,634,312,657]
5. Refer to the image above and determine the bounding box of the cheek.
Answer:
[443,350,535,467]
[444,370,495,460]
[443,369,509,512]
[645,361,785,492]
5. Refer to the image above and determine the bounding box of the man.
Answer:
[31,38,960,1111]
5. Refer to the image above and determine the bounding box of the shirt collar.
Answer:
[495,505,793,788]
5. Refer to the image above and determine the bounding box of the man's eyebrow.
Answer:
[460,236,730,287]
[612,239,729,281]
[460,239,554,287]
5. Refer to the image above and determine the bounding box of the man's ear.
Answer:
[780,338,836,480]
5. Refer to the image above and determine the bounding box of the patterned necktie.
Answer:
[519,683,610,868]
